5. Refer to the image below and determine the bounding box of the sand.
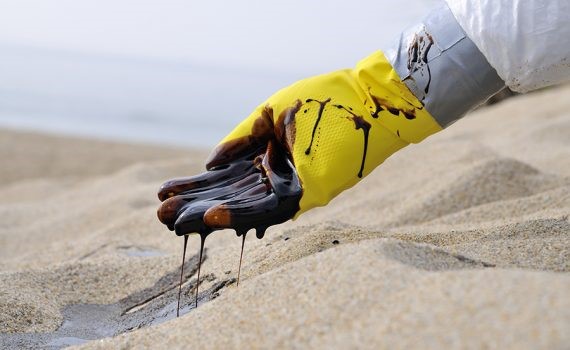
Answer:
[0,85,569,349]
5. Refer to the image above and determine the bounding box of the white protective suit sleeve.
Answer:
[384,1,570,127]
[446,0,570,93]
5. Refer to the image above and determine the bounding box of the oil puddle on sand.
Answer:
[0,248,236,349]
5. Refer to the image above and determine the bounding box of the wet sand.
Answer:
[1,85,569,349]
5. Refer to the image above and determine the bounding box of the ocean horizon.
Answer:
[0,44,297,148]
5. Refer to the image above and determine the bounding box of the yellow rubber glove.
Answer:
[157,50,443,236]
[205,50,442,216]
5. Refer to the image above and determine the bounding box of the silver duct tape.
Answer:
[384,4,505,127]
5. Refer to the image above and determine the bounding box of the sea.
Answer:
[0,45,293,148]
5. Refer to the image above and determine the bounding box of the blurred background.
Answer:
[0,0,440,148]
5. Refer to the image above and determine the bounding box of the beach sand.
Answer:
[1,85,569,349]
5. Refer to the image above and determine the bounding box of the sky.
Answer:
[0,0,440,71]
[0,0,441,146]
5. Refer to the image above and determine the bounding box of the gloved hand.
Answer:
[157,51,442,237]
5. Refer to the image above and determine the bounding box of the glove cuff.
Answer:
[384,4,505,127]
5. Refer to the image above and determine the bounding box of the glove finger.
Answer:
[171,173,266,236]
[158,158,255,201]
[205,106,275,170]
[202,188,279,235]
[260,140,302,199]
[158,171,262,232]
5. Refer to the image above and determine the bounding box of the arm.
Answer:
[384,2,505,127]
[157,1,570,236]
[384,0,570,128]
